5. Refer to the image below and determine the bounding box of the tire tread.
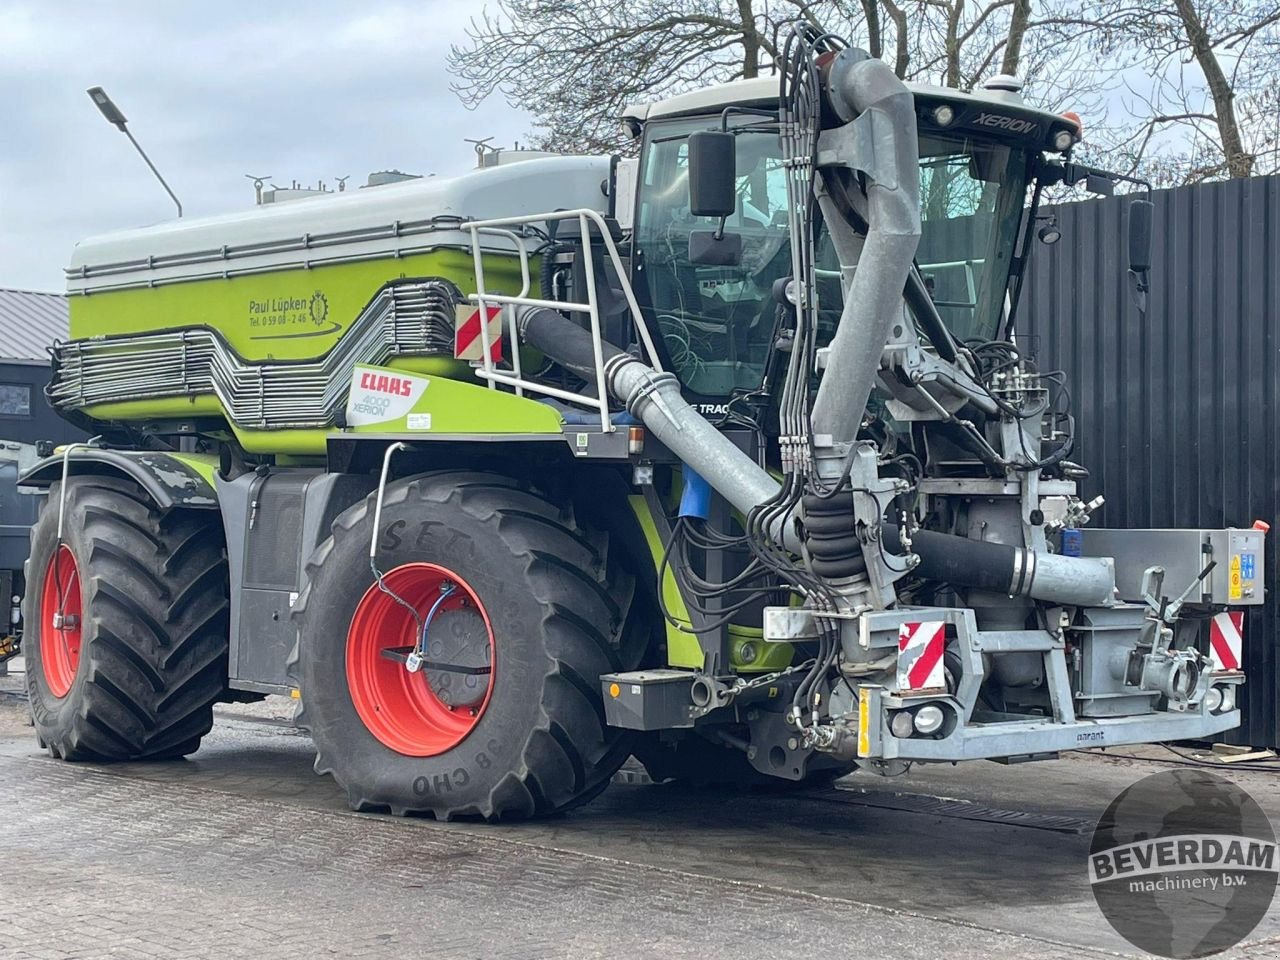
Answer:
[25,478,228,762]
[298,470,647,821]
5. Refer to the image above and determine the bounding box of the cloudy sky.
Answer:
[0,1,530,292]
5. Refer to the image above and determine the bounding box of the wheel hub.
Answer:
[39,544,83,699]
[422,607,492,709]
[345,563,495,757]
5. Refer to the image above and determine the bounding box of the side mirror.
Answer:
[688,131,736,218]
[1085,172,1115,196]
[688,229,742,266]
[1128,199,1153,274]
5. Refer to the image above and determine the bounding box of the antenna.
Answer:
[244,174,272,205]
[87,86,183,218]
[463,136,501,168]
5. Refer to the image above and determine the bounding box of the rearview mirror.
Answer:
[1086,172,1115,196]
[688,131,736,218]
[688,229,742,266]
[1128,199,1153,274]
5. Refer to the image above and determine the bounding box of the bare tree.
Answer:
[447,0,1064,153]
[1084,0,1280,182]
[448,0,801,154]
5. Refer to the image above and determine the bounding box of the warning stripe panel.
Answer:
[1208,611,1244,673]
[454,304,503,362]
[898,621,945,691]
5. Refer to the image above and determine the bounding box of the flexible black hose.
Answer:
[518,306,626,381]
[882,527,1018,595]
[538,242,573,302]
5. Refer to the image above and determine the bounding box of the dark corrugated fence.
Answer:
[1020,175,1280,747]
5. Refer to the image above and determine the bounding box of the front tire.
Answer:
[294,471,643,821]
[24,478,230,761]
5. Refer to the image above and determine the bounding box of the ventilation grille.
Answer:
[49,278,460,430]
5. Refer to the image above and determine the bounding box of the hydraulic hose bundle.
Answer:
[516,23,1117,739]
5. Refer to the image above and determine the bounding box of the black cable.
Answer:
[1076,743,1280,774]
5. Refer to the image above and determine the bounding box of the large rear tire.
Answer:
[294,471,645,821]
[24,478,230,761]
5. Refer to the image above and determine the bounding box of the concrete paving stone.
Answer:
[2,671,1278,959]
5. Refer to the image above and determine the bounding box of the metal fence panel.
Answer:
[1021,176,1280,747]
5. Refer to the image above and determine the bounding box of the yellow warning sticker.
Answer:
[857,694,871,757]
[1229,555,1242,601]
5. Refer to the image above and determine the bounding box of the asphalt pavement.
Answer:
[0,662,1277,959]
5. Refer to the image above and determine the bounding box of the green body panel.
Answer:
[69,247,523,360]
[165,452,220,488]
[65,247,533,453]
[81,395,225,421]
[627,493,794,673]
[349,362,563,435]
[728,625,794,672]
[79,357,562,455]
[629,494,704,669]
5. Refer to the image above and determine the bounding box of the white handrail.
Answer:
[464,207,665,433]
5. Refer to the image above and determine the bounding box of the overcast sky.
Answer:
[0,1,530,292]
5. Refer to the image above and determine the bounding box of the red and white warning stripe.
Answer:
[454,304,503,362]
[1209,611,1244,673]
[898,621,946,691]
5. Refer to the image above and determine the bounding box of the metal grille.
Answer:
[48,278,459,430]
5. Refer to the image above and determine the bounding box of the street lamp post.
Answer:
[86,86,183,218]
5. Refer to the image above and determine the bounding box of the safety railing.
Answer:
[465,209,664,433]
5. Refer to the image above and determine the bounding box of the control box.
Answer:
[1076,528,1265,605]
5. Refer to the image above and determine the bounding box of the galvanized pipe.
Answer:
[809,54,922,445]
[519,306,1117,607]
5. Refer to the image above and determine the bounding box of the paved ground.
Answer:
[1,661,1277,959]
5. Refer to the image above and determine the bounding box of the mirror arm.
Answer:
[719,106,778,130]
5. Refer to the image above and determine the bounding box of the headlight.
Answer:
[914,704,946,735]
[1220,685,1237,712]
[1053,129,1074,152]
[890,711,915,739]
[1204,686,1223,712]
[932,104,956,127]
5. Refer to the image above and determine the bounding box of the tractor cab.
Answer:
[622,75,1083,404]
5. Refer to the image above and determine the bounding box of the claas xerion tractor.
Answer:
[21,26,1262,819]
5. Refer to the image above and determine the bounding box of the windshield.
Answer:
[916,134,1031,342]
[634,118,1031,397]
[634,117,791,397]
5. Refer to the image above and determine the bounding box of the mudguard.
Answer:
[19,448,218,510]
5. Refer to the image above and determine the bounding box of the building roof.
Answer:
[0,288,69,361]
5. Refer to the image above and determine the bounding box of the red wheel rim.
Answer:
[39,544,83,698]
[346,563,495,757]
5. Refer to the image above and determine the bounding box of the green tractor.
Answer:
[23,26,1257,819]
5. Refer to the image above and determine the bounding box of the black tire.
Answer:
[294,471,645,821]
[24,477,230,761]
